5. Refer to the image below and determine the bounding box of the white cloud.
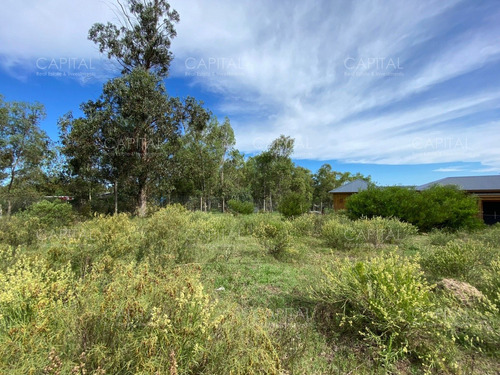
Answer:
[433,167,466,172]
[1,0,500,171]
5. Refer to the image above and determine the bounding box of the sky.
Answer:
[1,0,499,186]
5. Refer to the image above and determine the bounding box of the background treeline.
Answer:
[0,94,370,217]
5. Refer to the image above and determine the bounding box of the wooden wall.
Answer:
[332,193,353,211]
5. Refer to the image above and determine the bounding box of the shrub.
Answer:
[188,211,237,243]
[21,200,75,229]
[236,212,281,236]
[478,258,500,308]
[0,215,40,246]
[289,213,321,237]
[346,185,482,231]
[351,217,417,247]
[228,199,254,215]
[420,239,486,281]
[472,223,500,247]
[253,219,292,256]
[139,204,193,265]
[428,228,458,246]
[321,216,416,249]
[44,213,141,276]
[321,218,359,249]
[278,192,310,218]
[313,253,453,370]
[0,201,76,247]
[0,254,282,374]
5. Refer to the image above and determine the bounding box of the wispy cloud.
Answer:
[433,167,466,172]
[1,0,499,171]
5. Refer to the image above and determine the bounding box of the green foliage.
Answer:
[321,216,417,249]
[228,199,254,215]
[471,223,500,247]
[289,213,323,237]
[88,0,180,77]
[0,99,52,216]
[278,191,310,218]
[478,258,500,308]
[0,200,75,247]
[428,228,458,246]
[21,200,75,229]
[313,253,454,370]
[0,254,281,374]
[420,239,492,281]
[253,218,292,256]
[1,210,498,373]
[347,185,482,231]
[321,217,360,249]
[0,215,40,247]
[351,216,418,247]
[139,204,193,265]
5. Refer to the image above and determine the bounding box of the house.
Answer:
[329,179,369,211]
[329,175,500,224]
[416,175,500,225]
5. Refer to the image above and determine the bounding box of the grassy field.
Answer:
[0,204,499,374]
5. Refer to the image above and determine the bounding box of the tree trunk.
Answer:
[7,166,16,217]
[114,179,118,215]
[137,137,148,217]
[138,185,147,217]
[269,192,273,212]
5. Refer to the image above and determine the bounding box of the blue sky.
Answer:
[1,0,499,186]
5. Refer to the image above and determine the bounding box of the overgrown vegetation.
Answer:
[346,185,482,231]
[0,204,498,374]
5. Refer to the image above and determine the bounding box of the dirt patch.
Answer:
[436,278,485,306]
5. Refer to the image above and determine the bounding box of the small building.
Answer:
[329,175,500,224]
[416,175,500,225]
[329,179,369,211]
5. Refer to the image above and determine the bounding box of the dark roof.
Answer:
[416,175,500,192]
[329,179,369,193]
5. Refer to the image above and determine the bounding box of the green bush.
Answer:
[0,256,282,374]
[139,204,193,265]
[45,213,141,276]
[236,212,282,236]
[313,253,454,370]
[321,217,360,249]
[346,185,482,231]
[428,228,458,246]
[321,216,417,249]
[227,199,254,215]
[420,239,487,281]
[253,218,292,257]
[478,258,500,308]
[278,192,310,218]
[0,201,76,247]
[188,211,237,243]
[471,223,500,247]
[289,213,323,237]
[0,215,40,246]
[21,200,75,229]
[352,217,418,247]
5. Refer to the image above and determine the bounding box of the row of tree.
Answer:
[0,0,370,216]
